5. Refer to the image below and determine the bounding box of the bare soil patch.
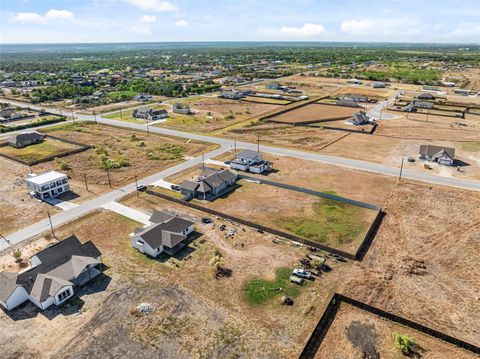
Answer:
[268,103,358,124]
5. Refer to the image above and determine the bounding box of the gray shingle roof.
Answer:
[419,145,455,159]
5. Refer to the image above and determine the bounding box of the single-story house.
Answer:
[219,90,245,100]
[230,149,272,173]
[454,89,470,96]
[372,82,386,88]
[347,79,362,84]
[7,132,45,148]
[413,100,434,109]
[0,108,23,123]
[346,111,371,126]
[26,170,70,200]
[417,93,435,101]
[133,94,153,102]
[132,108,168,121]
[419,145,455,166]
[341,94,368,103]
[172,103,191,115]
[130,211,194,257]
[180,168,238,201]
[0,236,102,311]
[335,99,361,108]
[266,81,280,90]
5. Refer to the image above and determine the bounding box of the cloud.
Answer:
[174,19,188,27]
[341,18,421,36]
[280,23,326,37]
[45,9,75,20]
[139,15,157,23]
[123,0,177,12]
[13,9,74,25]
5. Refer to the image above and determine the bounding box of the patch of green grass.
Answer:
[145,143,184,161]
[244,267,300,305]
[276,196,367,247]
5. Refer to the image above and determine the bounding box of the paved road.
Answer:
[367,90,402,120]
[0,145,228,251]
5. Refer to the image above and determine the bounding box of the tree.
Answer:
[393,332,416,355]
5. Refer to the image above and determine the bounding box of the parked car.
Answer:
[407,157,415,163]
[136,184,147,192]
[201,217,212,224]
[170,184,180,191]
[289,275,304,285]
[293,268,311,279]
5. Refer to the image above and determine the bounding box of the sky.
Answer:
[0,0,479,44]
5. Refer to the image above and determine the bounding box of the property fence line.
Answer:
[299,293,480,359]
[146,188,383,261]
[238,175,381,211]
[258,96,328,121]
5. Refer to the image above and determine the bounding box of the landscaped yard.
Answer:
[0,138,80,163]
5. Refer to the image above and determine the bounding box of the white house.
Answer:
[130,211,194,257]
[0,236,102,311]
[230,149,272,173]
[419,145,456,166]
[26,171,70,200]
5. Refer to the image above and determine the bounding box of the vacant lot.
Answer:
[36,122,215,189]
[0,156,61,235]
[336,86,395,99]
[225,122,347,152]
[315,302,478,358]
[268,103,358,124]
[156,96,282,133]
[342,181,480,347]
[166,170,377,254]
[214,152,395,204]
[0,203,351,358]
[0,138,80,163]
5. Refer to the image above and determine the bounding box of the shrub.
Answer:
[224,114,235,120]
[13,249,22,262]
[56,159,71,171]
[393,332,415,355]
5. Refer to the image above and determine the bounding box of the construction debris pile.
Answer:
[136,302,155,315]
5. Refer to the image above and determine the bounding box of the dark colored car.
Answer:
[201,217,212,224]
[171,184,181,191]
[137,184,147,192]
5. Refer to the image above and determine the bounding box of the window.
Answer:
[57,288,72,303]
[62,178,68,184]
[64,185,70,191]
[50,183,55,189]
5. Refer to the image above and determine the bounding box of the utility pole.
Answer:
[146,121,150,135]
[119,109,123,121]
[399,157,405,182]
[59,107,63,117]
[106,168,112,187]
[202,152,205,170]
[93,108,97,123]
[234,140,237,156]
[71,109,75,122]
[257,134,260,153]
[135,175,139,197]
[84,174,88,191]
[379,108,383,121]
[47,211,56,239]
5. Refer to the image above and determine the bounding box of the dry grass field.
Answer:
[35,122,215,189]
[315,302,479,359]
[268,103,358,124]
[155,96,282,133]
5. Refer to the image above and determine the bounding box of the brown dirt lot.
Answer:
[0,156,61,235]
[35,122,215,189]
[268,103,358,124]
[212,152,396,205]
[0,205,351,359]
[340,181,480,347]
[225,122,347,152]
[315,302,478,359]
